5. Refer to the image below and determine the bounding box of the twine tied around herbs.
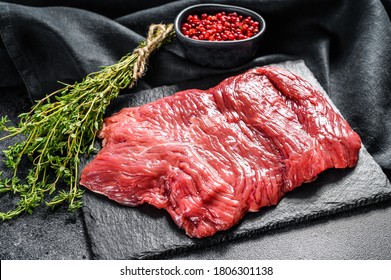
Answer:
[132,24,175,87]
[0,23,176,221]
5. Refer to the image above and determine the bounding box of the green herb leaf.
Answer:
[0,24,175,221]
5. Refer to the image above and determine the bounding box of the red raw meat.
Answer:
[80,66,361,238]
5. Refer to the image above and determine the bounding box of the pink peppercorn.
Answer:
[181,11,260,41]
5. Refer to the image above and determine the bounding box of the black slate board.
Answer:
[81,61,391,259]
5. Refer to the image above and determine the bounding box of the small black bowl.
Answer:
[174,3,266,68]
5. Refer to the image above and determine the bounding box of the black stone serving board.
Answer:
[81,60,391,259]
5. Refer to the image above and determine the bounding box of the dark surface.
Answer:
[82,61,391,259]
[171,199,391,260]
[0,86,91,260]
[1,0,391,260]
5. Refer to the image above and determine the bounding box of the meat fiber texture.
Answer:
[80,66,361,238]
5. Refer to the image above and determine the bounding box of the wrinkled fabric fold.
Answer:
[1,0,390,173]
[1,0,391,258]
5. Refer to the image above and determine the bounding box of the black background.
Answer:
[1,0,391,259]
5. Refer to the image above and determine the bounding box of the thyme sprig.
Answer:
[0,24,175,220]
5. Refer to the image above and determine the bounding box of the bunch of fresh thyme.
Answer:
[0,24,175,220]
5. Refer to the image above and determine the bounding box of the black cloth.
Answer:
[1,0,391,175]
[1,0,391,259]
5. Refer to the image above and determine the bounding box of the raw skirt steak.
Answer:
[80,66,361,238]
